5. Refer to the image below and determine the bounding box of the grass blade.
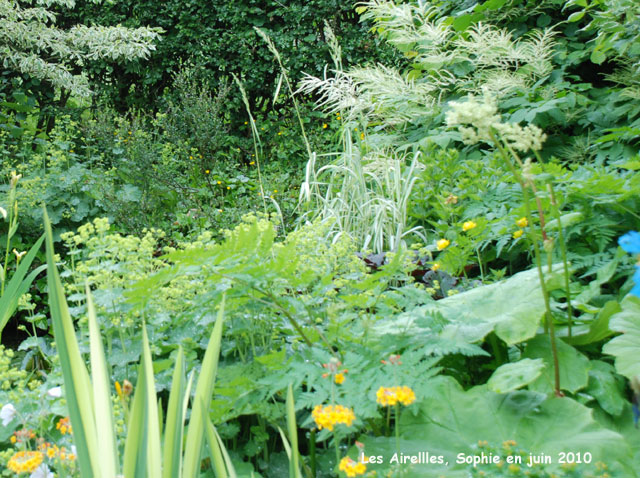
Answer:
[163,347,186,478]
[86,282,118,476]
[0,234,45,339]
[44,208,100,477]
[182,294,226,477]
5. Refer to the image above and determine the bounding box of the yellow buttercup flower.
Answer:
[431,262,441,271]
[322,123,328,129]
[516,217,528,228]
[513,229,524,239]
[436,238,450,250]
[339,456,367,477]
[335,373,345,385]
[462,220,477,232]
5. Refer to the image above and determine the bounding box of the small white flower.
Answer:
[0,403,17,426]
[30,464,54,478]
[47,386,62,398]
[0,206,6,220]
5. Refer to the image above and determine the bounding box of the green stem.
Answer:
[476,247,485,282]
[310,429,317,478]
[394,403,400,454]
[491,132,562,396]
[548,184,573,337]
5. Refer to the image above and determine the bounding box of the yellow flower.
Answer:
[376,386,416,406]
[226,186,231,190]
[244,121,248,125]
[217,181,222,185]
[360,132,365,140]
[436,239,450,250]
[516,217,528,228]
[278,131,283,136]
[431,262,440,271]
[462,220,477,232]
[274,189,278,193]
[56,417,72,435]
[322,123,328,129]
[395,386,416,405]
[513,229,523,239]
[335,373,345,385]
[312,404,355,431]
[7,451,44,474]
[189,155,194,160]
[339,456,367,477]
[249,161,255,165]
[205,169,210,174]
[10,435,16,444]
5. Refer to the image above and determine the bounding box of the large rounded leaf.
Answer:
[603,296,640,380]
[373,267,562,345]
[358,377,633,477]
[487,358,545,393]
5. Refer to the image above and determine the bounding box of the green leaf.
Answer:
[0,234,45,340]
[586,361,626,416]
[86,283,118,476]
[487,358,545,393]
[44,208,100,477]
[567,11,585,22]
[183,294,226,477]
[162,348,186,478]
[602,296,640,380]
[375,267,562,346]
[591,49,606,64]
[360,377,633,477]
[565,300,619,346]
[522,335,591,394]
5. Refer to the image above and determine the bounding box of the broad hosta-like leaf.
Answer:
[487,358,545,393]
[603,296,640,380]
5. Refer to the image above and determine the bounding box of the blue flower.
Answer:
[632,267,640,298]
[619,231,640,254]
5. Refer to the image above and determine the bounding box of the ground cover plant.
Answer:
[1,0,640,477]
